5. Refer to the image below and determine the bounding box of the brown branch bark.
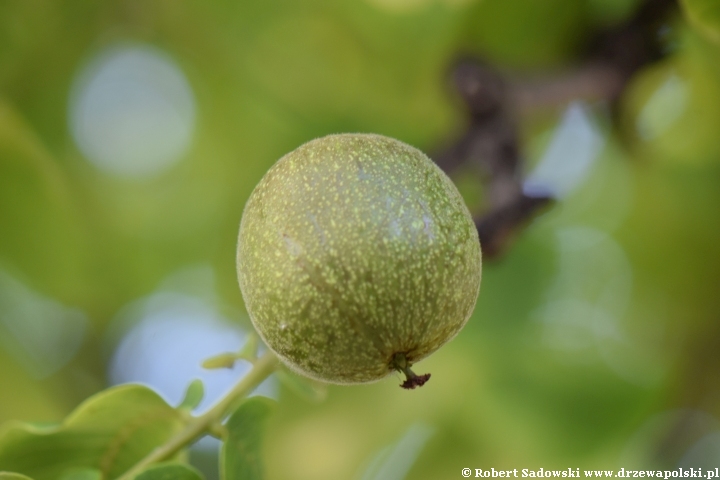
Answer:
[434,0,678,259]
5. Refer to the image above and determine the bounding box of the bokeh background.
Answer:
[2,0,720,478]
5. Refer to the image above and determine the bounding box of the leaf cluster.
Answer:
[0,384,273,480]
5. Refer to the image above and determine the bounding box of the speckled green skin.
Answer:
[237,134,481,384]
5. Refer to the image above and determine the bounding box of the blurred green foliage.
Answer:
[2,0,720,478]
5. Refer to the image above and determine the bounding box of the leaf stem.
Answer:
[117,350,280,479]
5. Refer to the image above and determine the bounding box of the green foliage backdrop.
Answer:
[1,0,720,478]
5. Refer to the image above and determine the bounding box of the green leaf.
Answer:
[681,0,720,46]
[134,462,204,480]
[202,337,260,370]
[0,473,34,480]
[178,380,205,411]
[236,335,259,362]
[201,353,240,370]
[276,369,327,403]
[220,397,275,480]
[359,424,434,480]
[58,468,102,480]
[0,385,186,480]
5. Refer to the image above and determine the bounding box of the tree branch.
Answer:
[434,0,678,259]
[117,351,280,480]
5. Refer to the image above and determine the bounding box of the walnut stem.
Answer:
[391,352,431,390]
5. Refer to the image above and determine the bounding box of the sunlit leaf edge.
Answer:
[0,384,177,437]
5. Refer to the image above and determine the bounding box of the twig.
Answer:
[117,351,280,480]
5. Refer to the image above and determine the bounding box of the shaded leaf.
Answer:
[0,474,34,480]
[681,0,720,45]
[135,462,204,480]
[220,397,275,480]
[0,385,186,480]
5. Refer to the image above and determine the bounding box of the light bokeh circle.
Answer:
[69,43,196,178]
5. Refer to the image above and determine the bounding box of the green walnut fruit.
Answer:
[237,133,481,388]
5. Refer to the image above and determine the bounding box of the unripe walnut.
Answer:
[237,134,481,388]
